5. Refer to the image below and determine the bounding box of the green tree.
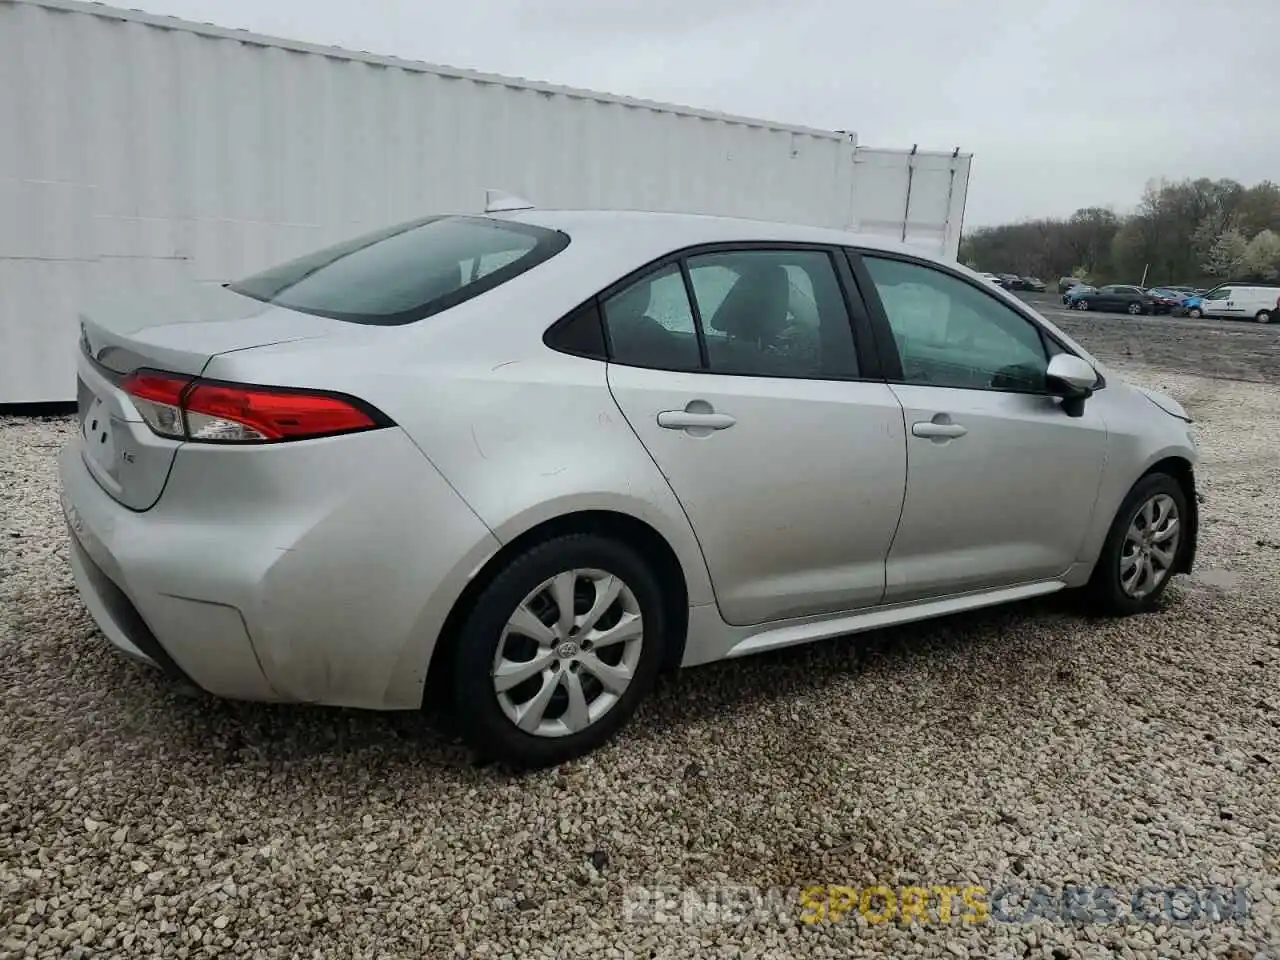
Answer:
[1202,229,1249,278]
[1243,229,1280,280]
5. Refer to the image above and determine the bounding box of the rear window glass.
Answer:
[228,216,568,325]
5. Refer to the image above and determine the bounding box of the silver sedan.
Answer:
[60,207,1199,766]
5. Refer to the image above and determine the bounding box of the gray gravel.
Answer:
[1018,294,1280,385]
[3,362,1280,959]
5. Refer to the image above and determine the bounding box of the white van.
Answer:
[1188,284,1280,323]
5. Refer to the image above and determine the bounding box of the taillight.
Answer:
[122,371,390,444]
[123,372,190,439]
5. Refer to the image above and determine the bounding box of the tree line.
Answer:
[959,178,1280,287]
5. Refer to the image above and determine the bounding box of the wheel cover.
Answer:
[1129,302,1142,314]
[1119,493,1181,599]
[492,569,644,738]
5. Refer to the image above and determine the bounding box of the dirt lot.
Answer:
[2,330,1279,958]
[1023,293,1280,385]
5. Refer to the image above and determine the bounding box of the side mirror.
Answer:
[1046,354,1098,417]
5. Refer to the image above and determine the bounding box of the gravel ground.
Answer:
[1019,294,1280,386]
[3,357,1280,958]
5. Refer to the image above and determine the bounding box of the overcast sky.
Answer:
[133,0,1279,226]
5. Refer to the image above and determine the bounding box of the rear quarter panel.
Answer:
[203,279,718,611]
[382,345,717,607]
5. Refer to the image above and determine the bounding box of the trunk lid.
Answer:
[79,282,350,377]
[75,282,352,510]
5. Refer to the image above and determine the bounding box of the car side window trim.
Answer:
[677,259,712,370]
[582,241,881,383]
[844,247,1099,396]
[841,250,904,382]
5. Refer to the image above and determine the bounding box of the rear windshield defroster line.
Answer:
[227,215,570,326]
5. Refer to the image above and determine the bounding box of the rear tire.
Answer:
[1256,310,1273,324]
[1085,473,1187,616]
[449,534,667,767]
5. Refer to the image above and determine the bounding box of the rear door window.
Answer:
[228,216,568,325]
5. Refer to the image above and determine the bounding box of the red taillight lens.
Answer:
[184,382,378,442]
[122,372,191,439]
[122,370,387,444]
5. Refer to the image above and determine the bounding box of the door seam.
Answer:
[603,363,723,613]
[881,383,912,600]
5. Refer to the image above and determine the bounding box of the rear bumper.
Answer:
[58,428,501,710]
[60,448,280,700]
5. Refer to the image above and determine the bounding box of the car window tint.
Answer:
[601,264,702,371]
[687,249,858,378]
[228,216,567,325]
[862,256,1049,392]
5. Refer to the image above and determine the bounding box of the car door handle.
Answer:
[657,410,736,431]
[912,421,968,439]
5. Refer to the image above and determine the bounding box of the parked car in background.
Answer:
[979,272,1005,288]
[1059,276,1088,294]
[1070,284,1157,315]
[1182,284,1280,323]
[1173,294,1202,317]
[1144,288,1185,315]
[56,206,1200,766]
[1021,277,1047,292]
[997,273,1020,289]
[1064,284,1096,305]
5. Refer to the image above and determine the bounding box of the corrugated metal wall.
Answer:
[850,147,971,259]
[0,0,969,403]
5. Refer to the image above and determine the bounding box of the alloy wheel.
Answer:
[1119,494,1180,599]
[492,568,644,737]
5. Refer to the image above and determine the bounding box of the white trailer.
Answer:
[0,0,972,403]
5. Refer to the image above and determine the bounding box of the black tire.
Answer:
[1084,472,1188,616]
[1188,307,1203,319]
[1256,310,1273,324]
[449,533,667,767]
[1127,302,1144,316]
[1075,299,1090,311]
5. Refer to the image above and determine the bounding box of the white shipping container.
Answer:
[0,0,971,403]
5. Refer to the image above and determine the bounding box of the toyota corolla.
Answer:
[60,203,1199,766]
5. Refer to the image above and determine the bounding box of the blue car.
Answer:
[1173,294,1204,318]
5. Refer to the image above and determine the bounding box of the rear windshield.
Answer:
[228,216,569,325]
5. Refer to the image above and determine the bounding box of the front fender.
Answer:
[1078,438,1199,575]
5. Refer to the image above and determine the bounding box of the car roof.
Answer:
[496,207,952,270]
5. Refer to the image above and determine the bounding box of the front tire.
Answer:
[1127,302,1144,316]
[1188,307,1203,319]
[1085,473,1187,616]
[1075,299,1090,311]
[450,534,667,767]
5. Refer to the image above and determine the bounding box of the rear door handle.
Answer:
[657,411,737,431]
[912,420,968,440]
